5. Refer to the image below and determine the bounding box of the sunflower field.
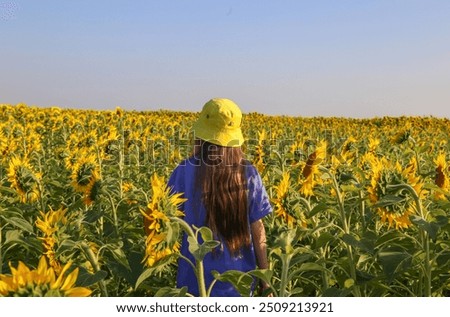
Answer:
[1,103,450,297]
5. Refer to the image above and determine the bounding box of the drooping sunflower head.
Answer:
[71,154,101,193]
[367,159,423,229]
[0,256,91,297]
[391,130,411,145]
[434,153,449,200]
[7,156,41,203]
[272,171,297,227]
[302,140,327,179]
[83,179,102,206]
[299,140,327,197]
[141,173,186,267]
[0,127,7,157]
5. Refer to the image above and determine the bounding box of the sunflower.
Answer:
[98,126,119,159]
[339,136,357,164]
[35,208,68,274]
[83,179,102,206]
[300,140,326,197]
[122,181,138,205]
[366,156,424,229]
[367,137,380,153]
[0,256,91,297]
[272,171,298,227]
[7,156,42,203]
[0,127,7,157]
[70,153,101,193]
[25,130,42,155]
[253,129,267,174]
[434,153,449,200]
[141,174,186,267]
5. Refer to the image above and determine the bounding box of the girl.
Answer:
[168,98,272,296]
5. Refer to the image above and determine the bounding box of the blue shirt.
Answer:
[168,156,272,296]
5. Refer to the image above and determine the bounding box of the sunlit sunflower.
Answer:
[253,129,267,174]
[115,106,124,118]
[434,153,449,200]
[25,130,43,155]
[300,140,326,197]
[98,126,119,159]
[141,174,186,267]
[35,208,68,274]
[272,171,300,227]
[0,256,91,297]
[367,137,380,153]
[7,156,42,203]
[0,128,8,158]
[340,136,357,164]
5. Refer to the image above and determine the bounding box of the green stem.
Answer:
[320,248,330,293]
[106,192,119,234]
[118,118,125,200]
[322,167,361,296]
[169,217,207,297]
[196,257,207,297]
[279,256,290,297]
[387,183,431,296]
[80,241,108,297]
[358,190,366,233]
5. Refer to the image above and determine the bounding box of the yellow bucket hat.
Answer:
[192,98,244,147]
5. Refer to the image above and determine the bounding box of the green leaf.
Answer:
[434,215,449,227]
[290,253,313,267]
[315,232,336,249]
[375,231,404,248]
[213,270,254,296]
[1,216,34,234]
[307,203,330,218]
[187,235,200,258]
[378,249,412,283]
[248,269,273,285]
[76,268,108,287]
[339,173,358,183]
[187,234,220,261]
[4,229,22,245]
[135,267,158,289]
[154,286,188,297]
[355,269,376,283]
[197,226,214,241]
[58,239,76,250]
[297,262,326,272]
[322,287,352,297]
[104,243,131,270]
[0,186,18,196]
[373,195,406,208]
[342,233,374,253]
[410,215,440,240]
[134,261,174,289]
[436,251,450,267]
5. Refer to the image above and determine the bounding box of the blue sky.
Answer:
[1,0,450,117]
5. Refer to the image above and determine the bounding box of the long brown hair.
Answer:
[194,139,250,255]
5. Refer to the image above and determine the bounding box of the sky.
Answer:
[1,0,450,118]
